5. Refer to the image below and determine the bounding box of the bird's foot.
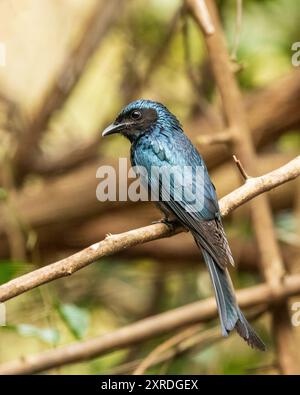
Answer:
[152,217,177,231]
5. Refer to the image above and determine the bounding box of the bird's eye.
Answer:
[131,110,142,120]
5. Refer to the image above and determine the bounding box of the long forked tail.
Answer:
[202,249,266,351]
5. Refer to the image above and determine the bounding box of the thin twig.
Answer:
[133,305,268,375]
[109,326,222,374]
[133,325,201,375]
[233,155,250,180]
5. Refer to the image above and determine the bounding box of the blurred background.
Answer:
[0,0,300,374]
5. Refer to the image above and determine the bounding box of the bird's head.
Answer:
[102,99,181,142]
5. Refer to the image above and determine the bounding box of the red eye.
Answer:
[131,110,142,120]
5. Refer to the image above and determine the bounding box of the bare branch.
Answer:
[187,0,299,373]
[132,306,266,375]
[197,129,234,146]
[220,156,300,216]
[0,156,299,303]
[110,326,223,374]
[133,325,201,375]
[14,70,300,180]
[1,274,300,375]
[186,0,215,35]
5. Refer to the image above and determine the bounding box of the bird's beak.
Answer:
[102,122,127,137]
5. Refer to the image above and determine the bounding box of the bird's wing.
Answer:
[133,134,234,268]
[158,184,234,269]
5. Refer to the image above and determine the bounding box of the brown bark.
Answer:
[0,155,299,303]
[0,153,297,259]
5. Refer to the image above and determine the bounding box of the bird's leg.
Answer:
[152,215,170,225]
[152,216,181,231]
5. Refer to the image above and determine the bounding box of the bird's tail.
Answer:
[201,249,266,351]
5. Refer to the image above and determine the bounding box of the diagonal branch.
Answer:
[186,0,299,373]
[0,156,299,303]
[13,0,126,182]
[1,273,300,375]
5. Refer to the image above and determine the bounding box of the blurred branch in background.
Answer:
[230,0,243,61]
[0,155,299,302]
[132,325,215,375]
[0,152,296,263]
[1,274,300,374]
[132,306,266,375]
[186,0,299,374]
[21,69,300,180]
[121,5,183,103]
[12,0,126,183]
[0,0,300,375]
[0,97,27,261]
[112,326,223,374]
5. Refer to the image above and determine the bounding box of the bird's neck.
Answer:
[127,119,182,144]
[126,125,156,144]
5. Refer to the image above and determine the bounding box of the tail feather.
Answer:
[236,310,266,351]
[202,249,266,351]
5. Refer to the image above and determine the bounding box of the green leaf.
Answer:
[0,261,29,284]
[58,303,89,340]
[15,324,59,345]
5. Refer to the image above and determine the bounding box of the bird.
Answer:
[102,99,266,351]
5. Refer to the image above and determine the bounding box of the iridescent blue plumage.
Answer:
[102,99,265,351]
[130,116,219,221]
